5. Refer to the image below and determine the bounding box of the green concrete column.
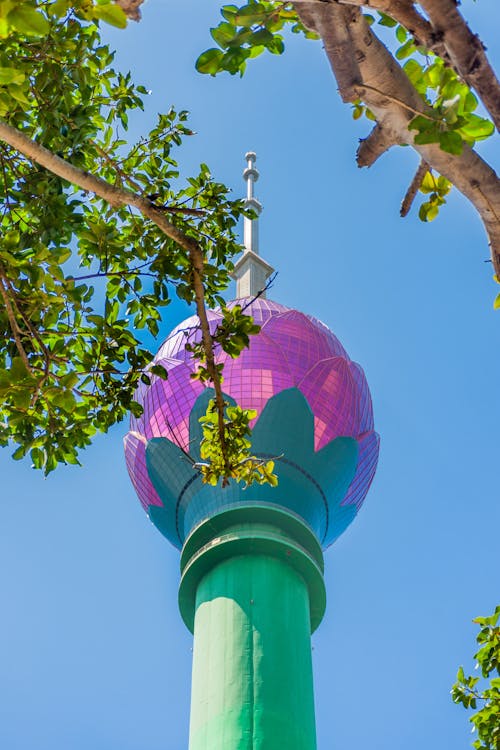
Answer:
[178,505,326,750]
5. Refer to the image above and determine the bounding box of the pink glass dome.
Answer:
[124,298,379,544]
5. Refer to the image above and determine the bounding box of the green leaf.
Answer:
[92,3,128,29]
[234,3,268,27]
[220,5,239,24]
[458,114,495,141]
[426,204,439,221]
[378,12,397,27]
[396,25,407,43]
[403,59,423,87]
[251,28,274,46]
[50,0,71,19]
[12,445,28,461]
[196,48,224,75]
[420,171,436,194]
[130,401,144,418]
[396,39,416,60]
[414,128,441,145]
[0,67,25,85]
[494,292,500,310]
[464,91,478,113]
[30,447,45,469]
[210,22,237,48]
[7,5,50,36]
[439,130,463,155]
[8,84,31,106]
[150,364,169,380]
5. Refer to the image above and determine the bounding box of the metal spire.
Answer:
[243,151,262,254]
[232,152,274,299]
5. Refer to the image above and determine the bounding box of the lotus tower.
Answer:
[124,153,379,750]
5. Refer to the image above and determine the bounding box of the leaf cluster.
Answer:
[356,10,495,225]
[199,4,496,230]
[452,606,500,750]
[0,4,247,474]
[187,303,260,382]
[198,398,277,487]
[196,1,317,77]
[417,171,452,223]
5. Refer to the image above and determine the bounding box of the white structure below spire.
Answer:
[232,152,274,299]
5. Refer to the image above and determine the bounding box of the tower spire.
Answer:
[232,152,274,299]
[243,151,261,254]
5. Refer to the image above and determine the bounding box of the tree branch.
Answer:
[337,0,449,59]
[418,0,500,132]
[292,1,500,275]
[400,158,429,217]
[0,121,198,254]
[294,2,362,101]
[0,118,232,476]
[357,122,400,166]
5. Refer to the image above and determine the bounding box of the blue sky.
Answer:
[1,2,499,749]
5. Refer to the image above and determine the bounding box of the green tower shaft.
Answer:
[178,506,327,750]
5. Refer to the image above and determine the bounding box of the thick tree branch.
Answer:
[292,1,500,274]
[335,0,500,129]
[419,0,500,131]
[295,2,362,101]
[338,0,449,60]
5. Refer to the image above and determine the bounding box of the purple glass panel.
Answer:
[124,297,379,524]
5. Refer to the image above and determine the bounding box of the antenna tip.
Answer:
[245,151,257,162]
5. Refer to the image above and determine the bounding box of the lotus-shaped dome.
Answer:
[124,298,379,548]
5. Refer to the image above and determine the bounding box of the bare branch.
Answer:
[400,159,429,217]
[357,122,401,166]
[419,0,500,131]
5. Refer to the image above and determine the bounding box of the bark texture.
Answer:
[293,0,500,275]
[116,0,145,21]
[419,0,500,131]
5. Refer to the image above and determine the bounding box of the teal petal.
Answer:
[146,437,197,544]
[251,388,314,459]
[312,436,359,509]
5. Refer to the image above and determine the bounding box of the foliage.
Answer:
[197,3,495,227]
[417,171,452,223]
[195,1,317,77]
[187,304,261,383]
[183,303,271,487]
[0,1,254,476]
[197,398,277,488]
[452,606,500,750]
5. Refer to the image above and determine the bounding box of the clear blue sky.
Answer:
[1,2,498,749]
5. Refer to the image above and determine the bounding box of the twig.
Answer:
[400,159,430,217]
[0,271,31,371]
